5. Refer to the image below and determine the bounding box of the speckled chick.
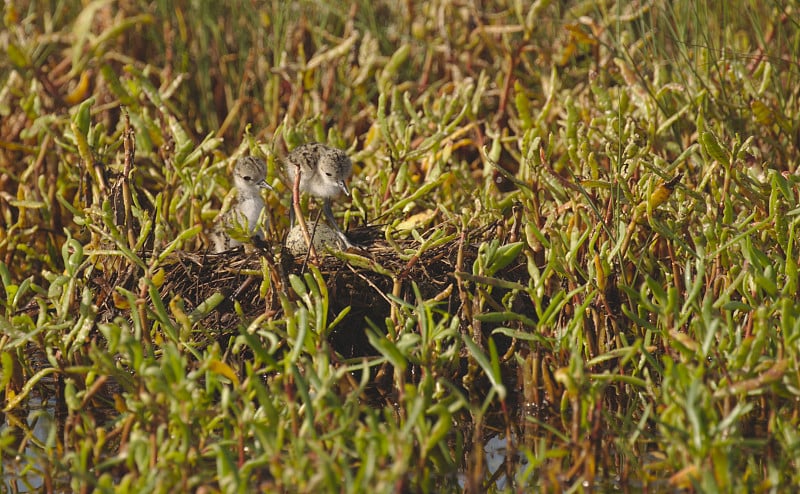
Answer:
[210,156,271,252]
[285,143,355,248]
[285,143,352,200]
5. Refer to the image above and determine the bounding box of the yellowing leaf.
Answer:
[594,253,606,291]
[364,122,381,148]
[750,99,774,126]
[208,359,240,388]
[64,71,91,105]
[7,43,29,68]
[648,173,682,210]
[113,394,128,413]
[395,209,437,231]
[564,23,597,45]
[112,291,130,309]
[151,268,165,289]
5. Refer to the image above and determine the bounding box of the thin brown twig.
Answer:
[293,163,319,263]
[122,111,136,249]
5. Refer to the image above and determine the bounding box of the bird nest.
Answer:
[94,221,531,359]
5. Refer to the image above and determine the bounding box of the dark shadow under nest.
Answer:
[94,222,535,360]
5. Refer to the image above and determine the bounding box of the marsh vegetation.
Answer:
[2,1,800,492]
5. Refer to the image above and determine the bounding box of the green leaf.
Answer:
[422,406,452,456]
[461,334,506,400]
[477,311,537,327]
[491,327,551,344]
[700,131,730,164]
[487,241,524,275]
[4,367,58,412]
[189,292,226,324]
[367,330,408,372]
[73,97,95,136]
[100,63,136,106]
[0,352,14,390]
[333,250,393,277]
[7,43,29,68]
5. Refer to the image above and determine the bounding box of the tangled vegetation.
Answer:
[2,0,800,492]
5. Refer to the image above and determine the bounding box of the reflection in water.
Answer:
[459,434,529,490]
[2,393,56,492]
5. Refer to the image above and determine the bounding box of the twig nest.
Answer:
[285,223,346,256]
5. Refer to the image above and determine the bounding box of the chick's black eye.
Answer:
[325,172,333,177]
[244,176,252,181]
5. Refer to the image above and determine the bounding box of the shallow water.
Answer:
[2,393,55,492]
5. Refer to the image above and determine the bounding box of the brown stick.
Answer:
[122,111,136,249]
[292,164,318,263]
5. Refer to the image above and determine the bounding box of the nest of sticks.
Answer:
[93,221,534,359]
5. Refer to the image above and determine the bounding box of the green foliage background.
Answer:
[2,0,800,492]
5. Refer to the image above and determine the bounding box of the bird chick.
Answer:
[285,143,354,247]
[210,156,271,253]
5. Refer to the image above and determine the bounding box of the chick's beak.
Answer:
[258,180,273,190]
[338,180,350,197]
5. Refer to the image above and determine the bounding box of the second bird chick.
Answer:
[286,143,352,200]
[210,156,271,253]
[285,143,354,248]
